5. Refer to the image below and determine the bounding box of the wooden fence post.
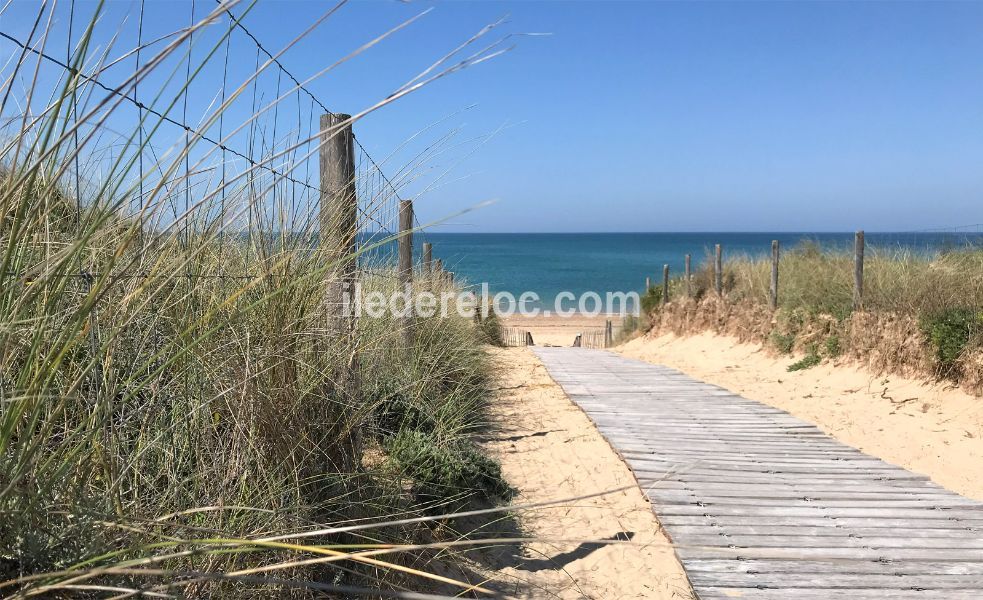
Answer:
[714,244,723,296]
[320,111,359,468]
[320,112,357,343]
[685,254,692,297]
[604,319,612,347]
[645,276,650,291]
[854,230,864,311]
[422,242,432,275]
[398,200,414,348]
[770,240,779,310]
[471,290,482,324]
[662,264,670,304]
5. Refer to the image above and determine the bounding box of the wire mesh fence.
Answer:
[0,1,463,449]
[0,0,420,287]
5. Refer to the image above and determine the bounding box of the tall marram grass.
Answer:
[645,242,983,390]
[0,1,516,596]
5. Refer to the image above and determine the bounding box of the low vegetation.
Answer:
[920,308,983,377]
[787,343,822,372]
[640,283,665,314]
[643,243,983,390]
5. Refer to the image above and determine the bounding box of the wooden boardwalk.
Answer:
[531,347,983,599]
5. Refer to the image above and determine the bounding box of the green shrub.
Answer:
[920,308,982,376]
[369,379,429,438]
[777,307,807,336]
[640,285,664,314]
[824,335,842,358]
[770,331,795,355]
[386,430,514,507]
[617,314,642,342]
[788,343,821,371]
[478,309,505,346]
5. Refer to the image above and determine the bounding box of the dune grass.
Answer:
[705,242,983,319]
[0,1,518,596]
[0,178,513,597]
[648,241,983,384]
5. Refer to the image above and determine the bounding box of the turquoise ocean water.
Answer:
[369,232,982,311]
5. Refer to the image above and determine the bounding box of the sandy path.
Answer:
[479,347,693,599]
[618,332,983,500]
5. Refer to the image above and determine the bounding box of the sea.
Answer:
[393,231,983,311]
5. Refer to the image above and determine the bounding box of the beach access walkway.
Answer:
[531,347,983,599]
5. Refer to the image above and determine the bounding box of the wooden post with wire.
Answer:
[319,111,359,467]
[685,254,692,297]
[422,242,432,275]
[662,264,670,304]
[398,200,414,348]
[770,240,780,310]
[854,230,865,311]
[714,244,723,296]
[320,112,357,340]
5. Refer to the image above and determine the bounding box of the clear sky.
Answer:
[4,1,983,232]
[309,0,983,233]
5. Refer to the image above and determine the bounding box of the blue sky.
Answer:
[334,1,983,233]
[3,1,983,232]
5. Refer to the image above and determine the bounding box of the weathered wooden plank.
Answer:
[651,494,976,509]
[644,483,958,498]
[658,514,983,530]
[685,558,983,575]
[636,467,931,481]
[638,473,938,487]
[697,590,982,600]
[687,570,983,589]
[675,546,983,561]
[668,525,983,538]
[671,533,983,549]
[631,459,914,474]
[651,504,983,520]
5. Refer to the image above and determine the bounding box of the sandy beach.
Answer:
[501,313,630,347]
